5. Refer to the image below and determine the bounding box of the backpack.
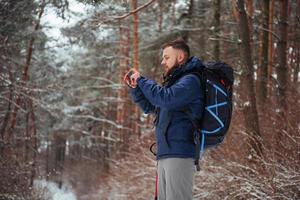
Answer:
[184,61,234,171]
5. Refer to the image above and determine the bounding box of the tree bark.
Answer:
[54,132,66,188]
[257,0,270,105]
[234,0,263,158]
[0,64,13,140]
[196,0,207,59]
[213,0,221,60]
[132,0,139,71]
[117,20,130,142]
[292,0,300,84]
[157,0,163,32]
[46,136,50,181]
[267,0,275,96]
[276,0,289,122]
[131,0,141,136]
[172,0,176,25]
[293,46,299,83]
[182,0,194,42]
[245,0,253,38]
[28,98,37,187]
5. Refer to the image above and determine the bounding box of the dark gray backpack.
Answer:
[185,61,234,171]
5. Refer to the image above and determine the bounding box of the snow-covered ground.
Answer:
[34,179,77,200]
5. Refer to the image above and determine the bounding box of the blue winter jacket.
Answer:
[129,56,204,160]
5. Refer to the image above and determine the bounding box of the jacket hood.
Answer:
[181,56,204,73]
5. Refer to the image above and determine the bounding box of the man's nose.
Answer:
[161,60,165,65]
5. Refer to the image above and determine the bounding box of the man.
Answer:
[124,38,204,200]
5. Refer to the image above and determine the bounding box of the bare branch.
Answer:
[93,0,156,27]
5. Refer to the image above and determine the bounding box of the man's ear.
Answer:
[177,51,185,64]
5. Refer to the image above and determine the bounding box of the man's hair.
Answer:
[161,38,190,59]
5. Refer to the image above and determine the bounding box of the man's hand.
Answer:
[123,68,140,88]
[130,69,140,86]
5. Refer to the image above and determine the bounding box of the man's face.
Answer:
[161,46,180,74]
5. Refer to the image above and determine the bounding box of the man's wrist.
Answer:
[137,76,143,83]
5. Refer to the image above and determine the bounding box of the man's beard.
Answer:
[163,59,180,76]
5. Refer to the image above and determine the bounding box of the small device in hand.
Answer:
[125,69,135,87]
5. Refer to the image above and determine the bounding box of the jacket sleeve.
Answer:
[129,86,156,114]
[136,74,201,110]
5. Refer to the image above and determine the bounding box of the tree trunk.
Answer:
[0,64,13,140]
[24,100,30,162]
[6,1,46,142]
[28,98,37,187]
[182,0,194,42]
[132,0,141,136]
[267,0,275,96]
[213,0,221,60]
[158,0,163,32]
[245,0,254,39]
[196,0,207,59]
[117,21,130,143]
[234,0,263,158]
[276,0,289,125]
[132,0,139,71]
[54,133,66,188]
[246,0,256,69]
[172,0,176,25]
[292,0,300,84]
[257,0,270,105]
[294,46,299,83]
[46,136,50,181]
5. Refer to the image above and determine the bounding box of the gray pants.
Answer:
[157,157,195,200]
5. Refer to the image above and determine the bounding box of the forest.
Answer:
[0,0,299,199]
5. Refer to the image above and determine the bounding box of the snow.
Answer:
[41,0,94,72]
[34,179,77,200]
[243,101,250,107]
[41,0,94,40]
[62,102,89,114]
